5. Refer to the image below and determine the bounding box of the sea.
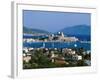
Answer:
[23,34,91,41]
[23,35,91,50]
[23,41,90,50]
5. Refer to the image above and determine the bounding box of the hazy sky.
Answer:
[23,10,91,33]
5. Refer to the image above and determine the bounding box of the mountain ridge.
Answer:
[59,25,90,36]
[23,25,90,36]
[23,27,51,34]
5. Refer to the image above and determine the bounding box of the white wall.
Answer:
[0,0,100,80]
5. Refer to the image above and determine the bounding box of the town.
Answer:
[23,47,91,69]
[23,32,79,43]
[23,32,91,69]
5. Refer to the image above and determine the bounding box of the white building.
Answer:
[78,55,82,60]
[57,32,78,42]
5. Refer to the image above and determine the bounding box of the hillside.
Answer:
[23,27,50,34]
[59,25,90,36]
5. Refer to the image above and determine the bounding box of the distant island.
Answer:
[59,25,90,36]
[23,25,90,42]
[24,25,90,35]
[23,27,51,34]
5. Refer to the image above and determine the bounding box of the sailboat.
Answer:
[40,42,45,48]
[74,44,77,47]
[52,42,54,48]
[43,42,45,48]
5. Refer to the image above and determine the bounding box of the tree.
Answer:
[77,60,88,66]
